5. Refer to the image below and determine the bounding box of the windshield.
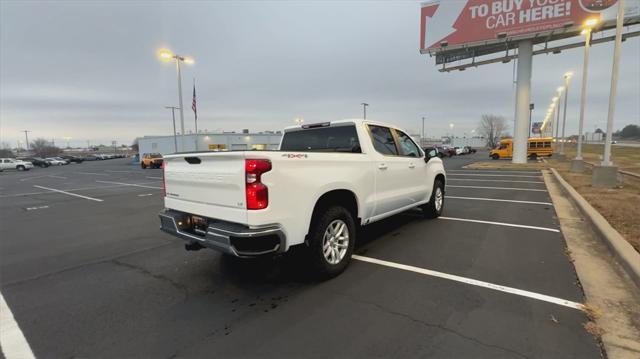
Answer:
[280,125,361,153]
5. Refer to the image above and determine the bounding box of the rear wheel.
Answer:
[141,163,147,169]
[307,206,356,279]
[422,179,444,219]
[491,154,500,160]
[528,153,538,160]
[16,165,25,171]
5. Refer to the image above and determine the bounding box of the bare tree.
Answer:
[477,114,507,148]
[30,138,62,157]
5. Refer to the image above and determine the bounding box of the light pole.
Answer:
[159,49,194,152]
[361,103,369,120]
[294,117,304,126]
[571,17,599,173]
[165,106,180,153]
[553,92,561,149]
[421,117,425,147]
[63,136,72,149]
[560,72,573,157]
[528,103,534,138]
[22,130,31,151]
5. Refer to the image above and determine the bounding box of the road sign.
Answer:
[421,0,640,59]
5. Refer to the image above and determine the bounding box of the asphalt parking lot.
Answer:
[0,153,602,358]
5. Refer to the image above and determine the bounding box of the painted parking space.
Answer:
[0,154,602,358]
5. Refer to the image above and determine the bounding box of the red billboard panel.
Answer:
[420,0,638,53]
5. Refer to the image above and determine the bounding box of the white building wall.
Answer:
[137,133,282,161]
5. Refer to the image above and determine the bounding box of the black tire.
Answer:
[422,179,444,219]
[141,163,146,169]
[17,165,25,171]
[491,154,500,160]
[306,206,356,279]
[529,153,538,160]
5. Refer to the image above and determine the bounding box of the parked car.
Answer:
[454,147,464,155]
[84,155,100,161]
[141,153,163,169]
[464,146,477,154]
[60,155,84,164]
[19,157,51,168]
[0,158,34,171]
[159,119,446,278]
[440,146,456,157]
[45,157,68,166]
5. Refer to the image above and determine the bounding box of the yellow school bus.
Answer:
[490,137,554,160]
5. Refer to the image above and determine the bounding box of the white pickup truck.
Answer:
[159,119,446,277]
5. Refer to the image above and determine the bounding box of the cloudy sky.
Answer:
[1,0,639,148]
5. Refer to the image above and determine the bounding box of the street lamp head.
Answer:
[552,96,559,102]
[158,48,174,62]
[183,56,195,65]
[564,71,574,79]
[557,86,565,93]
[583,17,600,28]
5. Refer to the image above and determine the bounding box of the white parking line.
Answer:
[77,172,109,176]
[447,196,553,206]
[448,178,544,184]
[19,175,50,182]
[146,176,162,180]
[449,170,541,175]
[439,216,559,232]
[25,205,50,211]
[33,185,104,202]
[0,182,163,198]
[448,173,541,178]
[352,255,584,311]
[1,292,36,359]
[47,175,68,179]
[137,193,153,197]
[105,170,137,173]
[96,180,162,190]
[447,185,547,192]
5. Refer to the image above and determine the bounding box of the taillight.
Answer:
[245,159,271,210]
[162,161,166,196]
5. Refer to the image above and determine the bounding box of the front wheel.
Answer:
[17,165,25,171]
[491,154,499,160]
[307,206,356,279]
[422,179,444,219]
[141,163,147,169]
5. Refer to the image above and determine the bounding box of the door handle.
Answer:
[408,163,415,169]
[378,163,388,170]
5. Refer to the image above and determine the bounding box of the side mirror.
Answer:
[424,149,438,163]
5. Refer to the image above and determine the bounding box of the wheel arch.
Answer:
[307,189,359,240]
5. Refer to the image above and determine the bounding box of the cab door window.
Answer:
[394,130,422,157]
[368,125,398,155]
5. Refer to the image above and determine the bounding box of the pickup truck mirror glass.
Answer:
[425,149,438,162]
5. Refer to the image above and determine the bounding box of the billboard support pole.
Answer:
[593,0,624,187]
[512,41,532,164]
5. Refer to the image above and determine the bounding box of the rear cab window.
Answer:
[280,124,361,153]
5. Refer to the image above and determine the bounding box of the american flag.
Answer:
[191,82,197,119]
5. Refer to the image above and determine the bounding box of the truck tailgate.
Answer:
[163,152,247,224]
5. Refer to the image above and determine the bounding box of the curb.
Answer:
[550,168,640,288]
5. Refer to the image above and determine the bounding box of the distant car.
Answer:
[20,157,51,168]
[431,147,446,158]
[440,146,455,157]
[60,155,84,164]
[464,146,477,154]
[0,158,34,171]
[454,147,464,155]
[141,153,163,169]
[45,157,67,166]
[84,155,100,161]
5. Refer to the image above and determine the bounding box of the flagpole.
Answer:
[193,78,198,151]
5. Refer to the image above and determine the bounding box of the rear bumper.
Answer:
[159,209,285,257]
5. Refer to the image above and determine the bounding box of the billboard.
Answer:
[420,0,640,56]
[532,121,543,134]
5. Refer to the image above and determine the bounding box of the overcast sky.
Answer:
[1,0,639,148]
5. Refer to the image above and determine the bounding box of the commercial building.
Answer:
[137,131,282,160]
